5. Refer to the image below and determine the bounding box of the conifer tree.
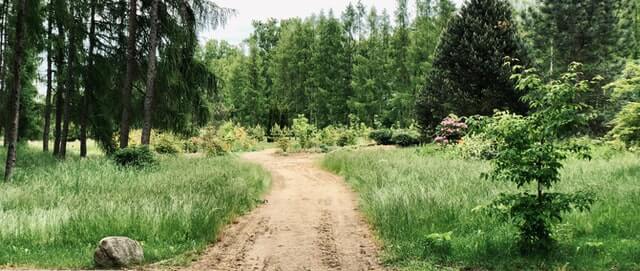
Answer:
[416,0,527,133]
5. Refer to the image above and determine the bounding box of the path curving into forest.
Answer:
[185,149,385,271]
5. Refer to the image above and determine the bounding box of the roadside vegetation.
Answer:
[323,146,640,270]
[0,145,270,268]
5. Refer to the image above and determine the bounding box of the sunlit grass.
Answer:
[323,146,640,270]
[0,145,270,268]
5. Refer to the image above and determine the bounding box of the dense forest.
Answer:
[0,0,639,180]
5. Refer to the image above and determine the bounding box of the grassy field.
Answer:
[0,144,270,268]
[323,146,640,270]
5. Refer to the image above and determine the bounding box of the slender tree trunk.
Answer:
[0,0,9,147]
[4,0,27,182]
[53,1,65,156]
[141,0,159,145]
[43,5,53,152]
[60,3,77,158]
[119,0,137,149]
[80,0,96,158]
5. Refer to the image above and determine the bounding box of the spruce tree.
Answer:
[417,0,527,133]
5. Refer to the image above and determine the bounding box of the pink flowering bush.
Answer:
[435,115,468,144]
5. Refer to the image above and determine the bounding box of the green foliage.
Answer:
[0,146,269,268]
[606,61,640,148]
[455,133,496,160]
[216,122,256,152]
[417,0,528,132]
[369,129,394,145]
[482,63,599,252]
[421,231,453,258]
[323,148,640,270]
[317,125,341,146]
[277,136,292,153]
[111,146,157,169]
[183,137,200,153]
[248,125,267,142]
[271,124,292,153]
[336,128,357,147]
[608,102,640,148]
[291,115,317,149]
[392,129,421,147]
[152,133,181,154]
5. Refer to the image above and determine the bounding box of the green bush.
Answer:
[369,129,394,145]
[277,136,291,153]
[337,129,357,147]
[392,129,421,147]
[608,102,640,148]
[455,133,496,160]
[153,133,181,154]
[292,115,317,149]
[248,125,267,142]
[318,125,341,146]
[183,137,200,153]
[111,146,157,168]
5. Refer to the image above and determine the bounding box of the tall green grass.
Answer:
[323,147,640,270]
[0,145,270,268]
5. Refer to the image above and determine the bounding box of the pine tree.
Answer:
[311,11,350,126]
[389,0,413,126]
[525,0,620,79]
[416,0,528,133]
[618,0,640,59]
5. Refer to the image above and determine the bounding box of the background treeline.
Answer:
[201,0,456,129]
[202,0,639,135]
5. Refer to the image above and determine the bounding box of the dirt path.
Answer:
[185,149,385,271]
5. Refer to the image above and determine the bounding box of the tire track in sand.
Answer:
[185,149,385,271]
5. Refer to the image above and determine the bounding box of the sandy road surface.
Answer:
[185,149,385,271]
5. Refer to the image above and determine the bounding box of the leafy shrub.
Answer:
[369,129,393,145]
[153,133,181,154]
[348,114,372,139]
[337,129,357,147]
[183,137,200,153]
[292,115,318,149]
[197,126,228,156]
[217,122,256,152]
[608,102,640,148]
[271,124,292,153]
[455,133,496,160]
[435,115,468,144]
[277,136,291,153]
[248,125,267,142]
[202,137,227,156]
[317,125,340,146]
[392,129,421,147]
[111,146,157,168]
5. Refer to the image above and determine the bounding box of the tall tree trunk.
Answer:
[80,0,96,157]
[119,0,137,149]
[141,0,159,145]
[60,3,76,158]
[53,1,65,156]
[43,4,53,152]
[4,0,27,182]
[0,0,9,147]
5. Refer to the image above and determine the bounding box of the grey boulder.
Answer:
[94,236,144,268]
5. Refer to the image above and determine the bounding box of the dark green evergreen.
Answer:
[417,0,528,133]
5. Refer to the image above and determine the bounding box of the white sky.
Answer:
[201,0,465,45]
